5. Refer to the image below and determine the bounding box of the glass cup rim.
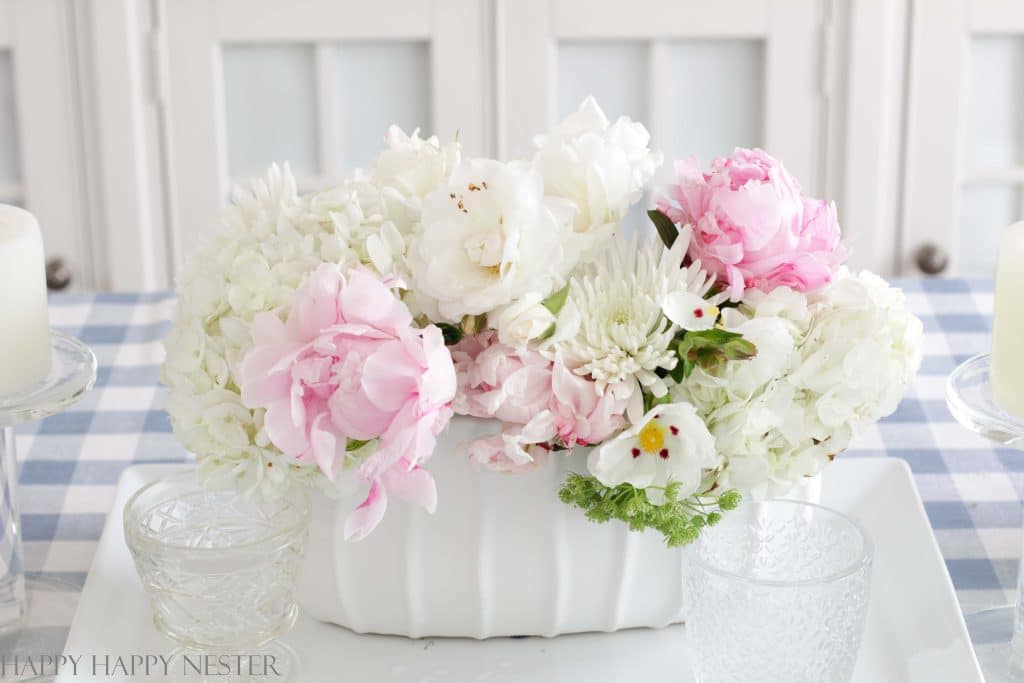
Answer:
[688,499,874,588]
[123,470,311,555]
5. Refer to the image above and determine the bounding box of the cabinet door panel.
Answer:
[222,44,319,179]
[904,0,1024,276]
[164,0,485,272]
[333,41,431,173]
[502,0,822,194]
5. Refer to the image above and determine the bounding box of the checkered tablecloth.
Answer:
[0,280,1018,657]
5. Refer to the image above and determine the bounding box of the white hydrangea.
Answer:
[795,270,923,433]
[675,271,922,497]
[162,164,370,496]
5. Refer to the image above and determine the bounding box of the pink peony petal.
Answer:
[328,387,395,441]
[239,366,290,408]
[263,398,309,459]
[339,268,413,334]
[290,264,343,340]
[343,481,388,541]
[381,461,437,513]
[309,412,344,481]
[360,341,421,412]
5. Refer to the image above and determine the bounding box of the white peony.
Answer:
[406,158,576,322]
[535,96,663,254]
[587,403,719,503]
[488,292,557,349]
[373,125,460,200]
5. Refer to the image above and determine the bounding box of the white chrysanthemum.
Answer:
[553,227,719,399]
[162,164,368,497]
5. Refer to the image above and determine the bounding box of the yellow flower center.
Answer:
[707,305,720,318]
[638,421,665,453]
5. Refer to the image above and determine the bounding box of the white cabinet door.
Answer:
[499,0,825,193]
[903,0,1024,276]
[2,0,93,290]
[161,0,489,274]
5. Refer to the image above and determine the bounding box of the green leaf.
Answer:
[668,359,689,383]
[675,328,758,376]
[687,328,745,345]
[542,285,570,315]
[722,338,757,360]
[346,438,371,451]
[647,209,679,249]
[437,322,464,346]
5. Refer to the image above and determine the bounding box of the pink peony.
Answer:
[238,264,456,540]
[548,359,629,448]
[452,332,628,470]
[656,148,845,300]
[451,331,553,424]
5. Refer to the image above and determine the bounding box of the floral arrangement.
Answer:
[161,97,922,545]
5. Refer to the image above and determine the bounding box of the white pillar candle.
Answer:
[0,205,52,397]
[992,221,1024,420]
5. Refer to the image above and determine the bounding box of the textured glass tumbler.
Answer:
[685,500,873,683]
[124,471,310,681]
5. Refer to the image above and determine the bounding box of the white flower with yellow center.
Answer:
[552,226,720,398]
[587,403,719,503]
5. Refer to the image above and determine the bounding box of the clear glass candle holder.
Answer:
[124,471,310,681]
[685,500,873,683]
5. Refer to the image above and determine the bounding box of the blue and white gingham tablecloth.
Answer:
[2,280,1019,657]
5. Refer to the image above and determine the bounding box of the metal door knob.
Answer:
[915,243,949,275]
[45,258,72,291]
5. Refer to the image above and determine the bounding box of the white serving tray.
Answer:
[60,459,982,682]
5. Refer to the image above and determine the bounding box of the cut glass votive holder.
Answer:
[684,499,873,683]
[124,471,310,655]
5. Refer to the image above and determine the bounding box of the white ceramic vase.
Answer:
[296,416,821,639]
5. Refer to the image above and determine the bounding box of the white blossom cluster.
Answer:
[161,93,921,513]
[673,270,923,497]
